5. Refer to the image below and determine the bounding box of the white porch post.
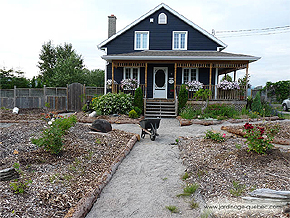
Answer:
[215,68,218,99]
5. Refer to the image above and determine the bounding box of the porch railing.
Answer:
[176,85,247,101]
[110,84,146,97]
[109,84,246,101]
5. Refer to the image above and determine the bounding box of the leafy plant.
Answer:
[165,205,179,213]
[203,104,239,120]
[244,123,277,154]
[204,130,226,142]
[180,105,200,119]
[133,106,142,117]
[10,179,32,194]
[178,84,188,113]
[129,109,138,119]
[31,115,77,154]
[92,92,133,115]
[230,180,246,197]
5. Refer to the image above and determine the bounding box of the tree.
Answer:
[0,68,30,89]
[38,41,85,87]
[221,74,233,82]
[83,69,105,87]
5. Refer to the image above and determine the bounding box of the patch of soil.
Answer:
[0,121,135,218]
[0,108,48,122]
[179,128,290,218]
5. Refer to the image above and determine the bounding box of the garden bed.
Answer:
[178,121,290,217]
[0,110,137,217]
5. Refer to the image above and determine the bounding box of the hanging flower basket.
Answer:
[217,81,240,90]
[185,80,203,91]
[106,79,117,89]
[121,78,139,90]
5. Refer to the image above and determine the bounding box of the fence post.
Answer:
[43,85,46,109]
[14,86,16,108]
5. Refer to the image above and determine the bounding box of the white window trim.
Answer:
[182,68,199,84]
[123,67,140,82]
[158,13,167,24]
[134,31,149,50]
[172,31,188,50]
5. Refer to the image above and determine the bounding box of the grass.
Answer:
[177,183,199,197]
[230,180,246,197]
[189,199,199,209]
[182,172,189,180]
[165,205,179,213]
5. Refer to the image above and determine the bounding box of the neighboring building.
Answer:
[98,3,260,116]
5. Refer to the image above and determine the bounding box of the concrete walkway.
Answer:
[86,119,226,218]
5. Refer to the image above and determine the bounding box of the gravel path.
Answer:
[86,119,228,218]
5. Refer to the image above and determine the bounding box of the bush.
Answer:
[31,115,77,154]
[92,92,133,115]
[252,92,262,114]
[204,130,226,142]
[178,84,188,113]
[134,106,142,117]
[203,104,239,120]
[133,87,143,114]
[180,105,200,119]
[129,109,138,119]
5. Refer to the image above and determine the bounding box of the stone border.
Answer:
[177,116,283,126]
[64,134,139,218]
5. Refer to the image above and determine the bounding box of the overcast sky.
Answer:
[0,0,289,88]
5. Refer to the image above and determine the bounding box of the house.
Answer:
[98,3,260,117]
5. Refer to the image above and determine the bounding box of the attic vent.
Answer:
[158,13,167,24]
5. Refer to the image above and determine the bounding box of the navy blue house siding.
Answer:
[103,8,219,54]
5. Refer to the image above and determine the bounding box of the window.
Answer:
[158,13,167,24]
[135,31,149,50]
[182,68,198,83]
[124,67,140,81]
[172,31,188,50]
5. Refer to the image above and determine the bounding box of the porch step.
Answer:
[145,99,177,118]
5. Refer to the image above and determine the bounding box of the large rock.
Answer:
[91,119,112,133]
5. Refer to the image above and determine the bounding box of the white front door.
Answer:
[153,67,168,99]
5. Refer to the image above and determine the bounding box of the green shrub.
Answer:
[133,87,143,114]
[204,130,226,142]
[10,179,32,194]
[134,106,142,116]
[252,92,262,114]
[31,115,77,154]
[92,92,133,115]
[178,84,188,113]
[203,104,239,120]
[129,109,138,119]
[180,105,199,119]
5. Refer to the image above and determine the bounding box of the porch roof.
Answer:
[102,50,260,63]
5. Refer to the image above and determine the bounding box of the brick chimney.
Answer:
[108,14,117,38]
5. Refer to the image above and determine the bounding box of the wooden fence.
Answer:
[0,83,104,111]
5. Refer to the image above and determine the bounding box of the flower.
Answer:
[121,78,139,90]
[185,80,203,91]
[106,79,117,86]
[48,121,52,125]
[222,133,226,138]
[217,80,240,90]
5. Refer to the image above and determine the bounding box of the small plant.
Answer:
[244,122,277,154]
[235,144,242,149]
[204,130,226,142]
[252,92,262,114]
[165,205,179,213]
[10,179,32,194]
[200,210,211,218]
[177,183,199,197]
[129,109,138,119]
[178,84,188,113]
[31,115,77,154]
[45,102,50,108]
[189,199,199,209]
[180,105,199,119]
[13,162,20,170]
[162,177,168,181]
[95,138,101,144]
[230,180,246,197]
[182,172,189,180]
[197,169,207,178]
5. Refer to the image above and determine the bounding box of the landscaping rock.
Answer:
[0,167,19,181]
[91,119,112,133]
[249,188,290,200]
[89,111,97,118]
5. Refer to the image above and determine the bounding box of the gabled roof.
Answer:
[102,50,260,62]
[98,3,227,49]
